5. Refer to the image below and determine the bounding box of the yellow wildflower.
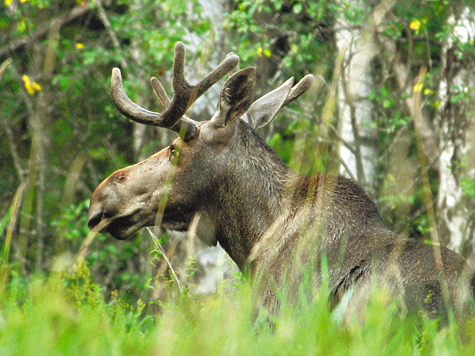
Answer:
[409,20,421,31]
[5,0,13,6]
[22,75,34,95]
[76,42,84,49]
[22,75,41,95]
[264,49,271,57]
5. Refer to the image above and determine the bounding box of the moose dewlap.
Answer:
[88,41,475,322]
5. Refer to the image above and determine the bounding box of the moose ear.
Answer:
[211,67,256,128]
[244,77,294,129]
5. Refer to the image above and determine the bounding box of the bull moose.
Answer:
[88,42,474,321]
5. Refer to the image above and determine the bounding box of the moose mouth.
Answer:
[87,210,145,240]
[87,208,195,240]
[105,217,145,240]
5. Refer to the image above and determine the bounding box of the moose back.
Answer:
[88,42,474,320]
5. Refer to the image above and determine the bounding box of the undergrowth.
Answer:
[0,264,474,355]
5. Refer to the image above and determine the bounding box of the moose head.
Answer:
[88,42,474,320]
[88,42,314,269]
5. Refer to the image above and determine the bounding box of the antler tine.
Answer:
[227,53,240,77]
[150,76,171,108]
[172,41,187,88]
[282,74,315,107]
[197,52,241,96]
[111,68,165,126]
[150,76,198,135]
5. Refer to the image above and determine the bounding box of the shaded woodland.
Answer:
[1,0,475,307]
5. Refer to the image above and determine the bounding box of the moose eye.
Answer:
[169,146,179,160]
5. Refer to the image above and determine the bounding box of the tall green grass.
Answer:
[0,264,474,355]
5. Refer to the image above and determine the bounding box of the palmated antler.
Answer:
[110,41,240,141]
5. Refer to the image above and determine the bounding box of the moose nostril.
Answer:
[88,209,104,231]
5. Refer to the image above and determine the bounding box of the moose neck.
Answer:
[207,120,295,272]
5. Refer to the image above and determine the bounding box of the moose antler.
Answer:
[283,74,315,107]
[111,42,240,141]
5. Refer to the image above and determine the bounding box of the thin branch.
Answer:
[4,123,26,181]
[329,125,356,154]
[335,152,358,182]
[147,227,184,291]
[95,1,128,69]
[0,182,27,292]
[0,58,12,81]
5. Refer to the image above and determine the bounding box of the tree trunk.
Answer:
[16,42,44,274]
[334,0,395,196]
[434,8,475,255]
[35,21,59,272]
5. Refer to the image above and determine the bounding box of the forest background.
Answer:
[1,0,475,341]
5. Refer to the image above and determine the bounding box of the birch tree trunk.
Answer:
[334,0,395,196]
[434,8,475,255]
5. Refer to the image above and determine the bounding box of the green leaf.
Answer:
[461,177,475,197]
[293,3,303,13]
